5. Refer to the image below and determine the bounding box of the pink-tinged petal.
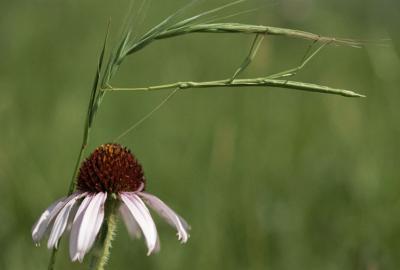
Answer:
[70,192,107,262]
[69,195,92,262]
[32,197,65,244]
[66,201,80,232]
[138,192,190,243]
[85,194,106,253]
[47,193,87,249]
[32,193,82,244]
[120,193,158,255]
[119,204,141,239]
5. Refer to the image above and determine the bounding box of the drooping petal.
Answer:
[66,201,80,232]
[70,192,107,262]
[120,192,158,255]
[70,195,92,262]
[138,192,190,243]
[119,203,141,239]
[47,192,87,249]
[32,193,81,244]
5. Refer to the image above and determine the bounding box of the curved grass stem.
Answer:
[155,23,363,47]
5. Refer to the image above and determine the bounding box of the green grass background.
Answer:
[1,0,399,269]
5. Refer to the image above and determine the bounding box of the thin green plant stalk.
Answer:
[47,136,90,270]
[124,23,363,57]
[155,23,363,47]
[47,21,110,270]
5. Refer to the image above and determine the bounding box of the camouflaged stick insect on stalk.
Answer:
[43,1,367,269]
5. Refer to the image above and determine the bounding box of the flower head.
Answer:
[32,143,189,262]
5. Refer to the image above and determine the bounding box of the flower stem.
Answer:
[47,250,56,270]
[90,197,118,270]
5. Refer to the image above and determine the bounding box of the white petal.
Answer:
[70,192,107,262]
[32,193,79,244]
[138,192,190,243]
[47,192,87,249]
[120,193,158,255]
[119,204,141,239]
[66,201,80,232]
[85,194,107,253]
[69,195,92,262]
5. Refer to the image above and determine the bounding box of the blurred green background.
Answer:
[1,0,399,269]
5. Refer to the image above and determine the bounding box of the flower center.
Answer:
[77,143,145,193]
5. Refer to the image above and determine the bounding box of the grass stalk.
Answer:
[155,23,363,47]
[47,21,110,270]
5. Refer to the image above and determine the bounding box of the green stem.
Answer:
[47,250,56,270]
[104,77,365,98]
[47,130,91,270]
[68,134,90,194]
[90,198,118,270]
[126,22,362,56]
[47,26,109,270]
[158,23,362,47]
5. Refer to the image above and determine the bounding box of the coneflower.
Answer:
[32,143,189,262]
